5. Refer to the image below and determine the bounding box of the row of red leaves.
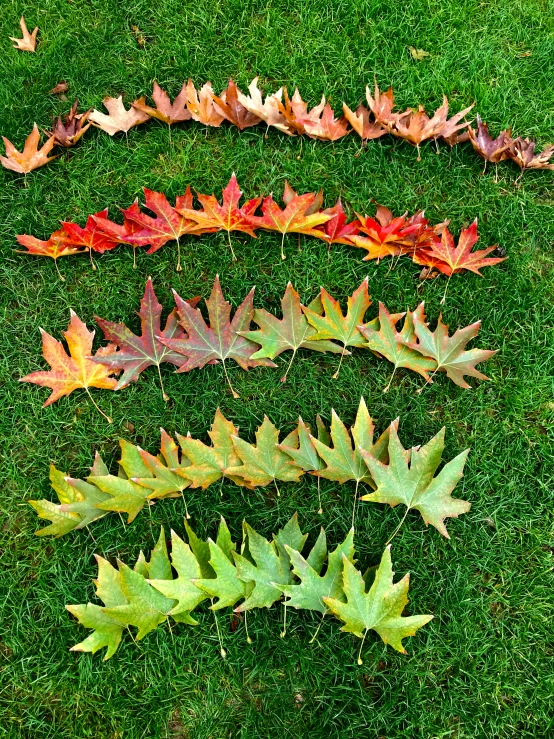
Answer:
[16,174,506,285]
[21,276,495,414]
[2,79,553,175]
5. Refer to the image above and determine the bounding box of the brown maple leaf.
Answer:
[1,124,59,174]
[507,137,554,174]
[388,96,473,160]
[89,96,150,136]
[467,115,513,167]
[20,311,119,421]
[342,103,387,141]
[236,78,296,136]
[48,82,69,95]
[133,81,192,125]
[177,173,261,260]
[158,275,275,398]
[185,81,225,127]
[365,81,397,127]
[46,100,92,147]
[299,103,350,141]
[273,88,309,135]
[10,17,38,51]
[212,79,262,130]
[15,228,85,280]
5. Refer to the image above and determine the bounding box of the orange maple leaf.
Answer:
[1,124,58,174]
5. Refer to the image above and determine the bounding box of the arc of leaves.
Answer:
[30,398,470,539]
[67,516,432,662]
[3,78,553,174]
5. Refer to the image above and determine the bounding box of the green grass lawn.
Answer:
[1,0,554,736]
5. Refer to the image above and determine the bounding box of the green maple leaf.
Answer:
[193,538,249,610]
[233,522,294,611]
[149,529,207,620]
[277,416,329,473]
[359,302,437,391]
[302,279,373,378]
[177,408,249,488]
[311,397,391,486]
[67,556,128,660]
[323,547,433,656]
[360,424,471,538]
[90,441,151,522]
[402,313,496,389]
[272,512,308,567]
[227,416,304,491]
[278,528,355,613]
[240,282,344,382]
[132,429,192,499]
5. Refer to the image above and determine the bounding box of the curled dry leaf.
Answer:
[342,103,387,141]
[10,16,38,51]
[1,124,58,174]
[90,96,150,135]
[507,137,554,172]
[47,100,92,147]
[467,115,513,164]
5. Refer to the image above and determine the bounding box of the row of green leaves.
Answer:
[67,516,432,662]
[32,399,470,539]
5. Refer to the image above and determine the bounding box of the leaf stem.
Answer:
[280,602,287,638]
[222,360,239,398]
[357,629,368,665]
[351,479,359,529]
[280,231,286,261]
[385,507,410,546]
[440,272,453,305]
[54,258,65,282]
[383,363,397,393]
[332,345,347,379]
[317,476,322,515]
[211,601,226,659]
[309,611,326,643]
[245,610,252,644]
[132,247,137,269]
[89,248,96,270]
[175,237,182,272]
[84,387,112,423]
[227,230,237,261]
[156,362,169,402]
[281,347,297,383]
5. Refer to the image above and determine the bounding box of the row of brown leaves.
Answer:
[2,79,553,174]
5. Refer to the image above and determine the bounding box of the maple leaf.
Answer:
[240,282,343,382]
[92,278,200,400]
[360,425,470,538]
[288,89,326,135]
[299,103,350,141]
[212,79,262,130]
[1,123,59,174]
[185,80,225,127]
[387,96,473,160]
[10,16,38,51]
[133,81,192,125]
[60,209,121,267]
[233,522,298,612]
[149,529,206,620]
[278,529,355,614]
[247,188,332,260]
[46,99,92,147]
[413,220,507,302]
[237,78,297,136]
[226,416,304,493]
[132,430,192,508]
[15,228,85,280]
[67,556,128,660]
[176,408,248,489]
[348,205,427,262]
[323,547,433,658]
[467,115,513,167]
[358,303,437,391]
[507,137,554,173]
[89,96,150,136]
[158,275,275,398]
[310,397,392,525]
[302,278,372,377]
[365,81,397,126]
[193,538,250,611]
[312,198,360,249]
[277,416,329,512]
[20,311,118,421]
[342,103,388,140]
[177,173,261,260]
[401,314,496,389]
[104,556,176,640]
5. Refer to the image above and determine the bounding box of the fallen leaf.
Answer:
[212,79,262,130]
[467,115,513,164]
[133,81,192,125]
[10,17,38,52]
[185,81,225,127]
[1,123,59,174]
[507,137,554,172]
[46,99,92,147]
[20,311,119,420]
[90,96,150,136]
[408,46,431,60]
[48,82,69,95]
